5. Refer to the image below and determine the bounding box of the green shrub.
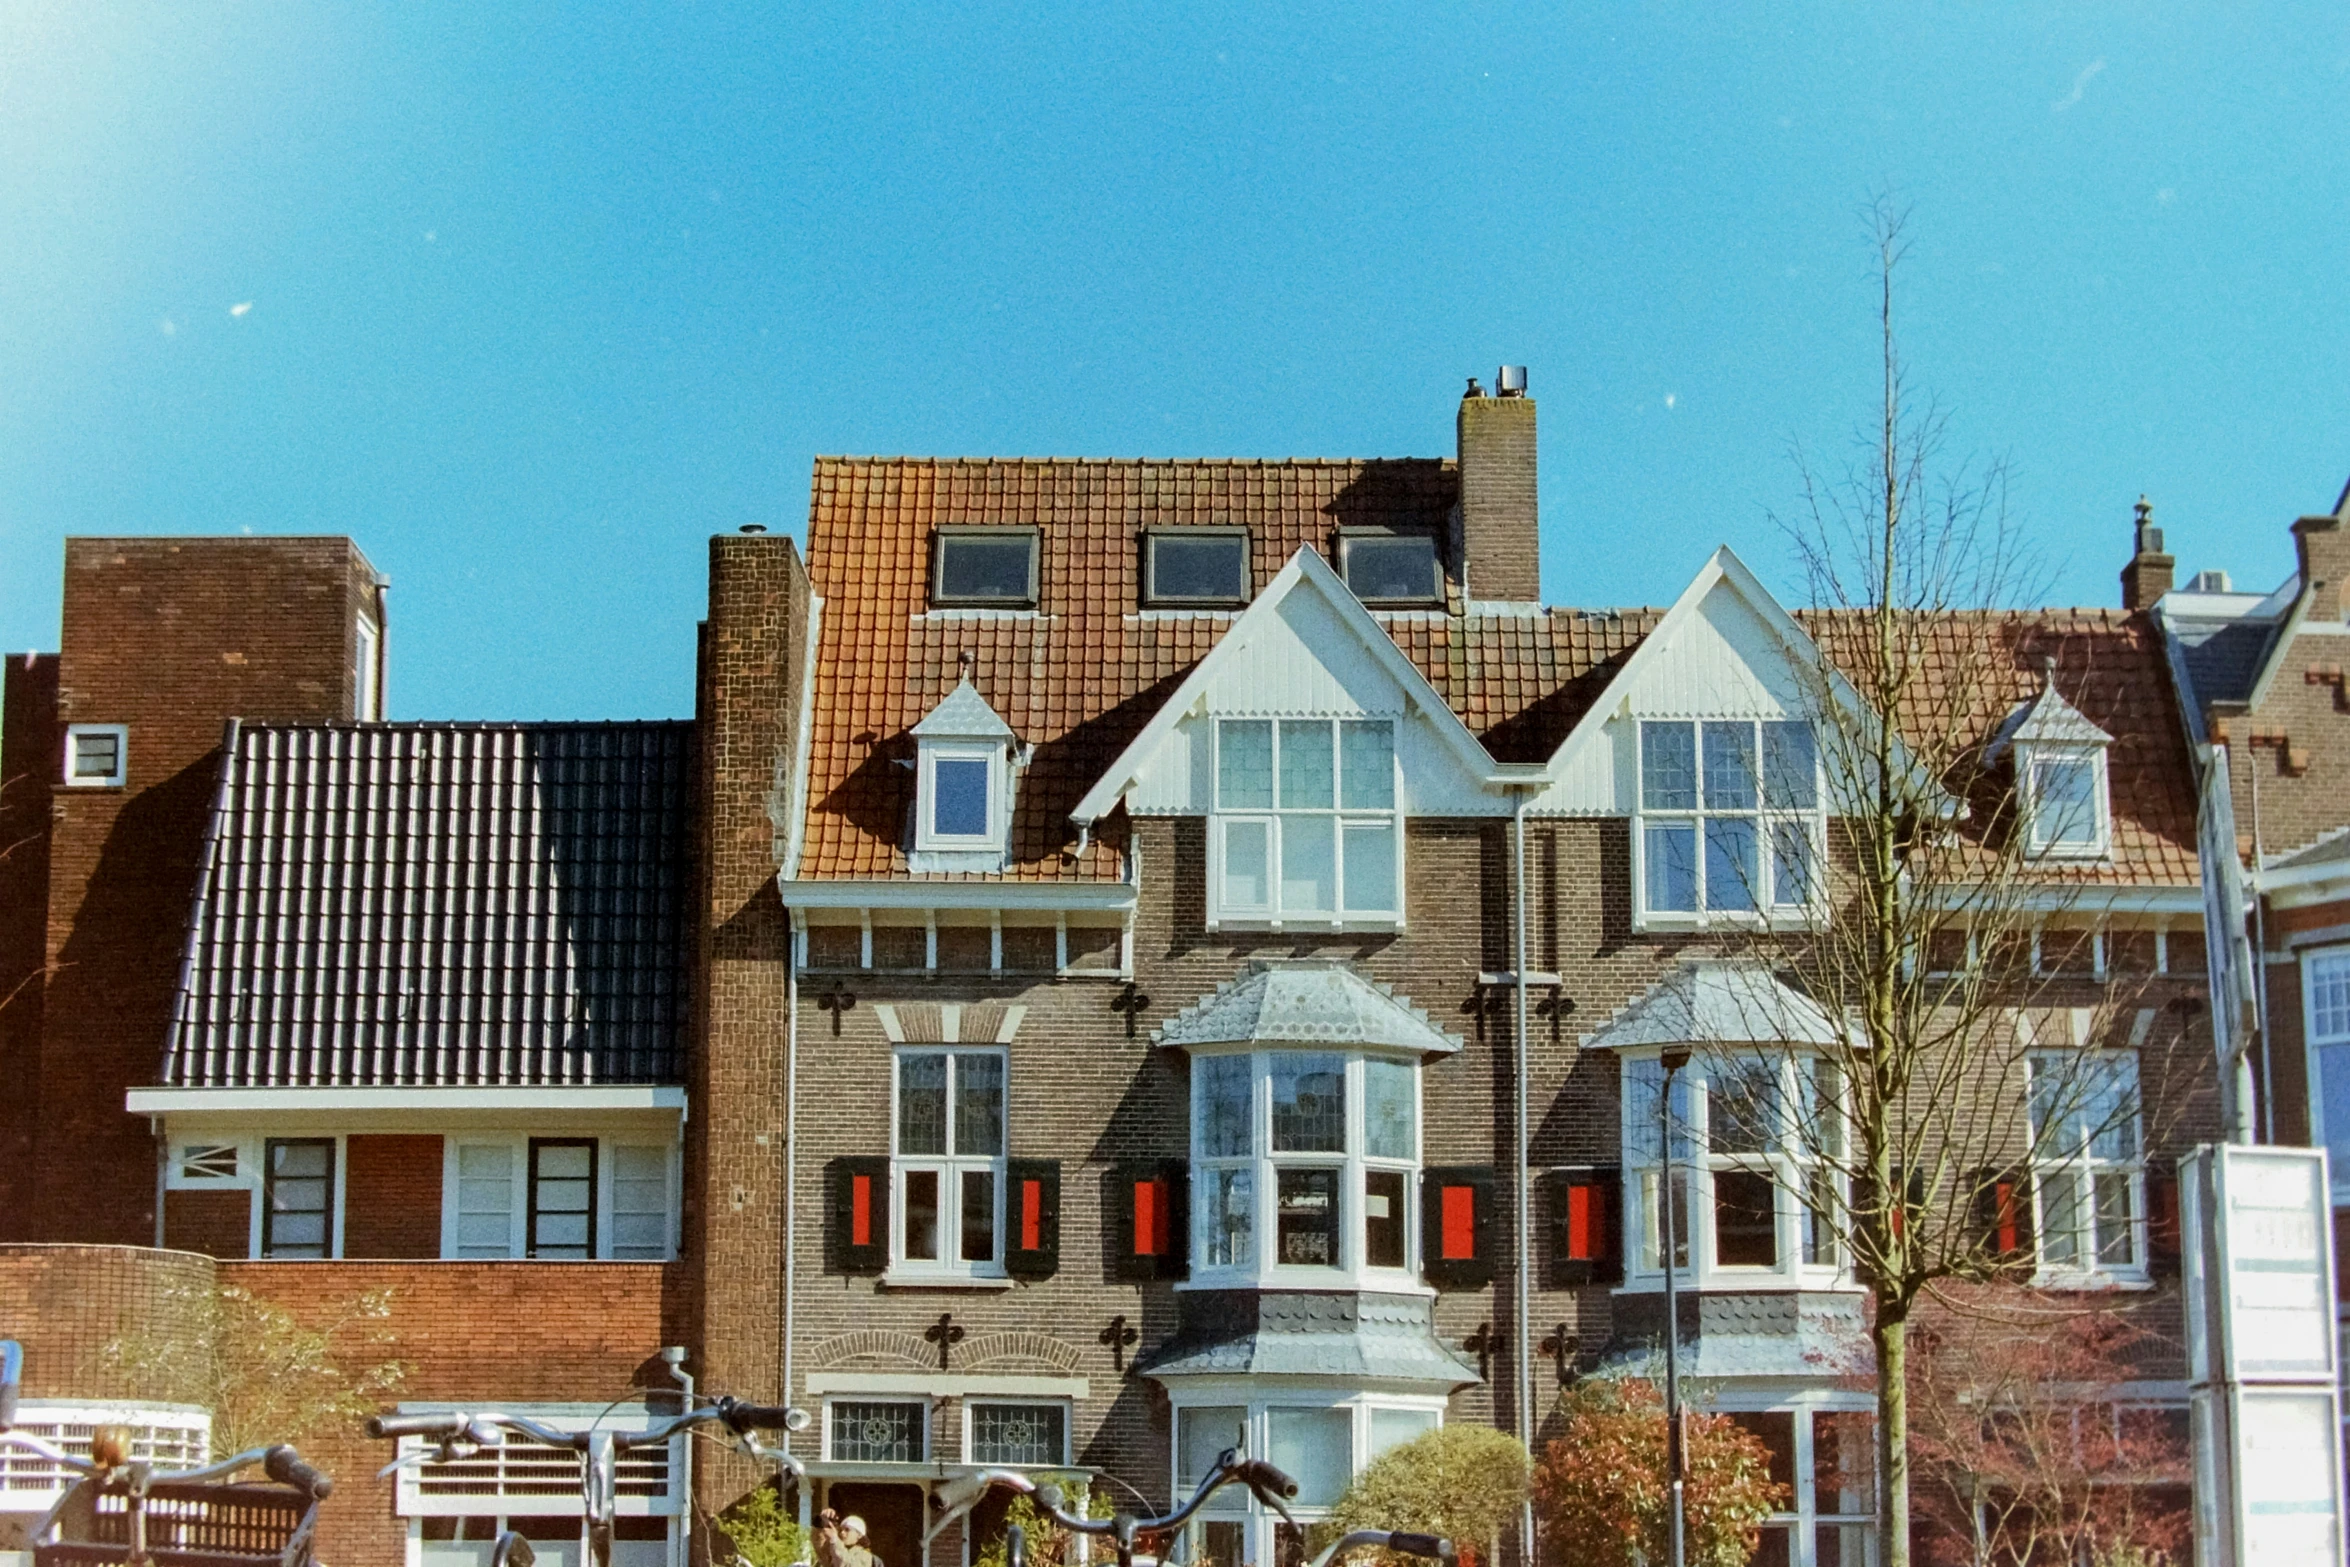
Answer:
[715,1481,810,1567]
[1315,1425,1532,1567]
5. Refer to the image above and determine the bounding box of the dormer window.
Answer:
[910,677,1018,865]
[932,527,1039,608]
[1145,528,1250,607]
[1338,530,1443,606]
[1991,663,2112,862]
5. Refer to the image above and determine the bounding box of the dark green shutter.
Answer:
[1547,1166,1621,1287]
[1422,1166,1497,1289]
[832,1155,890,1275]
[1005,1159,1061,1280]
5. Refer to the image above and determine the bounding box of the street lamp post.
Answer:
[1659,1046,1692,1567]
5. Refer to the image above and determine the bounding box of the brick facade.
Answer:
[3,538,383,1245]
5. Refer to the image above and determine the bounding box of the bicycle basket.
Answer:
[35,1476,323,1567]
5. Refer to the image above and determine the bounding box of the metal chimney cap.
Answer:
[1496,365,1528,396]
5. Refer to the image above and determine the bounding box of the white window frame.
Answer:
[1708,1388,1881,1567]
[960,1398,1074,1467]
[2019,741,2112,861]
[916,741,1009,854]
[62,723,128,788]
[2024,1049,2147,1284]
[2304,946,2350,1206]
[1168,1391,1447,1567]
[1632,718,1825,931]
[1620,1049,1850,1292]
[438,1136,679,1262]
[821,1396,932,1464]
[167,1140,250,1189]
[1187,1049,1424,1291]
[889,1047,1010,1281]
[1207,717,1404,931]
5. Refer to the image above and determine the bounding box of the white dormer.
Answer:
[1989,662,2113,860]
[910,677,1019,870]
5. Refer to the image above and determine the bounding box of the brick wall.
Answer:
[345,1135,445,1258]
[219,1259,689,1567]
[771,811,2214,1503]
[164,1189,253,1258]
[27,538,383,1244]
[0,1242,218,1401]
[1456,394,1540,605]
[689,531,813,1510]
[0,653,60,1229]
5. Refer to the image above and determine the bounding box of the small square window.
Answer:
[1146,530,1250,606]
[1339,532,1442,605]
[933,528,1039,607]
[63,725,127,788]
[933,756,991,837]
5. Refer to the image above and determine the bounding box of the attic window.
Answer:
[1145,529,1250,606]
[1338,531,1442,606]
[910,677,1018,861]
[933,528,1039,608]
[63,724,128,788]
[2025,750,2109,858]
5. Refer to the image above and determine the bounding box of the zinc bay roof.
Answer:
[798,456,2200,890]
[162,720,690,1089]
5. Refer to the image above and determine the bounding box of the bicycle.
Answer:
[0,1343,334,1567]
[931,1452,1456,1567]
[368,1396,805,1567]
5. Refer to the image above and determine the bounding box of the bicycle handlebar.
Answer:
[712,1399,800,1434]
[367,1413,469,1440]
[1304,1531,1455,1567]
[264,1445,334,1499]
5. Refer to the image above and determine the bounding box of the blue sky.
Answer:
[4,2,2347,719]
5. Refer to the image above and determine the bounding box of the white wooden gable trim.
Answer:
[1070,547,1505,822]
[1527,546,1909,815]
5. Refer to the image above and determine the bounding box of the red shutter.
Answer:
[1442,1184,1477,1260]
[1022,1177,1043,1252]
[851,1173,874,1247]
[1136,1175,1169,1256]
[1566,1183,1597,1259]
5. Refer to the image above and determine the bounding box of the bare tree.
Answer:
[1682,195,2203,1567]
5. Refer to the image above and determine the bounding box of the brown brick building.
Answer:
[0,380,2238,1567]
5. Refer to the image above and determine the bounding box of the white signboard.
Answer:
[2182,1145,2345,1567]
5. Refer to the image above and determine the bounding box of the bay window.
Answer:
[1636,719,1820,924]
[2305,948,2350,1203]
[1171,1397,1447,1567]
[894,1048,1007,1276]
[1211,719,1400,927]
[2026,1050,2144,1277]
[1624,1051,1847,1287]
[1191,1050,1420,1284]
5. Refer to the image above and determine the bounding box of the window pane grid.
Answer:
[1215,720,1399,923]
[2027,1051,2144,1274]
[1627,1056,1850,1283]
[894,1050,1008,1272]
[830,1402,923,1463]
[1639,720,1820,916]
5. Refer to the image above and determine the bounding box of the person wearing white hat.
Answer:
[815,1508,880,1567]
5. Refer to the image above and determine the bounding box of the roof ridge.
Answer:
[811,454,1453,469]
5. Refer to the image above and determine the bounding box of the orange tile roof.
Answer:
[797,458,2199,890]
[1801,609,2200,887]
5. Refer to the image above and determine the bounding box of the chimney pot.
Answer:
[2119,494,2174,612]
[1496,365,1528,397]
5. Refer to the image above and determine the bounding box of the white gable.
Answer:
[1532,549,1838,816]
[1083,550,1508,820]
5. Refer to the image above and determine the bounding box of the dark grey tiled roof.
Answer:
[2168,615,2276,711]
[1142,1289,1477,1388]
[162,722,691,1088]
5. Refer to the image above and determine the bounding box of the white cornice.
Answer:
[777,878,1137,910]
[127,1085,687,1117]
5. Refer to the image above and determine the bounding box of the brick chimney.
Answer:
[2119,495,2173,611]
[2294,511,2350,623]
[1457,369,1541,607]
